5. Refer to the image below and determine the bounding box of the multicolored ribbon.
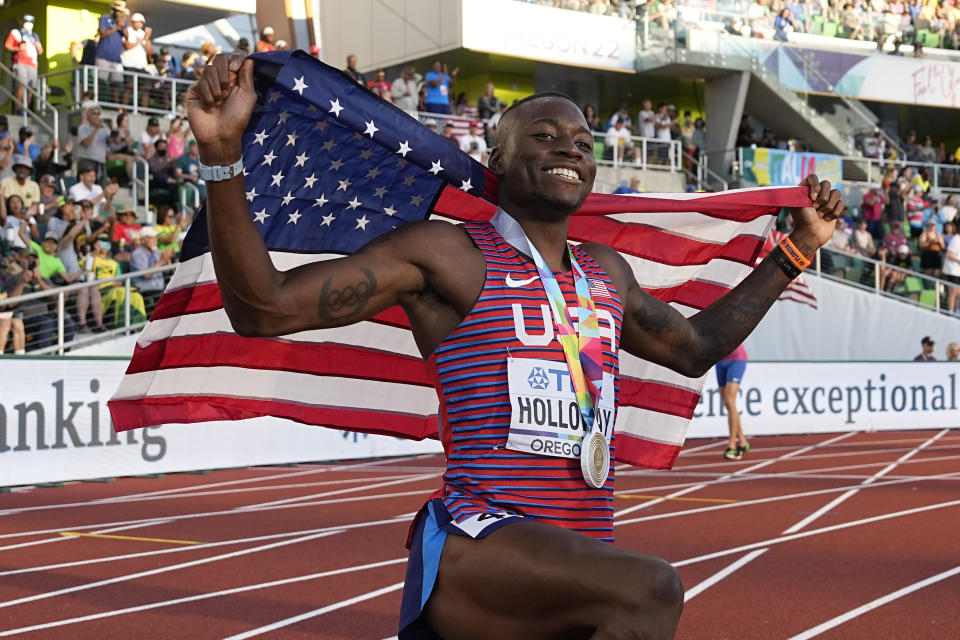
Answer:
[523,239,604,431]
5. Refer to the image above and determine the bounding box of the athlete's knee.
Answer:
[601,556,684,637]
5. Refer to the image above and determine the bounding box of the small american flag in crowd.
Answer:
[108,50,810,470]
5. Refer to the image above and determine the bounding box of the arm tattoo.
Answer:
[317,267,377,325]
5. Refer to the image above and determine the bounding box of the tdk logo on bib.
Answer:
[527,367,550,390]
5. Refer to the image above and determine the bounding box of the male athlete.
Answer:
[187,52,844,639]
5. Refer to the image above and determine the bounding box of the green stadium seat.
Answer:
[915,28,929,45]
[925,31,941,48]
[902,276,924,301]
[823,20,840,37]
[593,141,605,161]
[846,265,862,284]
[918,289,938,308]
[811,14,824,35]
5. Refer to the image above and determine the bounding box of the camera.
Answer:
[27,259,36,271]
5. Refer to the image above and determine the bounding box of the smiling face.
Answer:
[489,96,597,219]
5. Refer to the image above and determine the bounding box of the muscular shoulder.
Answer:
[579,242,633,291]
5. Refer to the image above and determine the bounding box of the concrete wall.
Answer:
[319,0,462,73]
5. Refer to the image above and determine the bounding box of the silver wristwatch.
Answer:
[198,158,244,182]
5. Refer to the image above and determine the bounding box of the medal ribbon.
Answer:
[522,239,604,431]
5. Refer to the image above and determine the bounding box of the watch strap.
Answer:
[198,158,244,182]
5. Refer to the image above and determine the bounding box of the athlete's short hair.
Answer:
[494,92,582,149]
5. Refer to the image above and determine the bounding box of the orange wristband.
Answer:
[777,236,811,271]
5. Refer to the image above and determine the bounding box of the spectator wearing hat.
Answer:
[45,195,74,241]
[69,162,118,218]
[4,15,43,111]
[878,243,912,292]
[75,106,111,179]
[159,45,180,76]
[130,225,173,314]
[120,12,152,108]
[37,174,59,215]
[111,200,141,249]
[31,141,70,182]
[915,336,937,361]
[92,232,147,328]
[139,116,162,160]
[236,38,251,55]
[19,224,83,286]
[56,205,107,333]
[458,122,488,164]
[0,155,40,212]
[13,129,39,166]
[257,27,276,53]
[96,1,130,103]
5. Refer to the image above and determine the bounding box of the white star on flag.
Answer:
[271,171,285,187]
[261,150,277,166]
[460,179,473,192]
[253,130,268,145]
[337,179,351,192]
[373,186,387,198]
[383,205,397,216]
[429,160,444,175]
[322,139,337,151]
[363,120,379,137]
[304,174,318,189]
[320,213,336,226]
[277,110,290,124]
[295,152,309,167]
[267,90,281,103]
[288,210,302,224]
[355,215,370,231]
[281,191,295,206]
[347,196,362,210]
[314,121,329,131]
[410,194,424,206]
[245,187,259,202]
[329,158,344,171]
[329,98,343,117]
[402,175,416,186]
[397,140,412,157]
[286,132,298,147]
[359,149,374,160]
[292,76,308,95]
[253,209,269,223]
[366,167,381,179]
[314,194,329,207]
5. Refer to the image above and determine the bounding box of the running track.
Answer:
[1,429,959,639]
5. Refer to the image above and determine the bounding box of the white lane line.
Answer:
[0,489,426,554]
[236,473,438,509]
[0,530,343,609]
[614,432,856,520]
[0,557,408,637]
[678,440,725,456]
[0,515,411,577]
[683,549,768,602]
[0,520,176,554]
[616,471,960,528]
[672,498,960,568]
[222,582,406,640]
[784,428,950,535]
[786,564,960,640]
[0,473,429,518]
[681,429,951,601]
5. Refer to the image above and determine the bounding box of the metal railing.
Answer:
[815,244,959,315]
[130,157,152,222]
[0,60,59,142]
[683,149,729,191]
[599,132,682,172]
[0,263,177,356]
[180,181,202,212]
[39,66,194,118]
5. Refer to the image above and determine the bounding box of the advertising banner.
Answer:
[688,361,960,438]
[688,29,960,108]
[741,147,843,188]
[0,358,441,487]
[461,0,637,72]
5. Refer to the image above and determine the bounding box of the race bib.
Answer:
[506,357,615,459]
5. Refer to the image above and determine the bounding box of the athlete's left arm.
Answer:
[591,175,844,378]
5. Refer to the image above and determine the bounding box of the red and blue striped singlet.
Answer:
[428,221,624,542]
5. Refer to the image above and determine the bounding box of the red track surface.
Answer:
[1,429,959,639]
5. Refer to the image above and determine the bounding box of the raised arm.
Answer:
[187,52,429,338]
[603,176,843,378]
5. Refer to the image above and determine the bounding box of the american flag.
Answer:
[108,50,810,471]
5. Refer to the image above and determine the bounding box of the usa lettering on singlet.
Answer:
[427,219,624,542]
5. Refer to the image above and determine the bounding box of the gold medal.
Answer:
[580,429,610,488]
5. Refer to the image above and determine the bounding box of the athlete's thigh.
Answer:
[424,518,677,640]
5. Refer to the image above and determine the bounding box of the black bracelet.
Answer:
[770,245,802,280]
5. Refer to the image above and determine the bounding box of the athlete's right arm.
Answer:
[187,52,427,338]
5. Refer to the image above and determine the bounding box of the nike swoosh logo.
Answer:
[505,275,539,288]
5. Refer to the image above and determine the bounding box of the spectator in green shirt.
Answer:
[23,226,83,284]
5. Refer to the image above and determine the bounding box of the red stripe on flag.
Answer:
[620,379,700,418]
[643,280,731,310]
[152,282,223,320]
[125,334,433,386]
[109,395,439,439]
[614,433,681,471]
